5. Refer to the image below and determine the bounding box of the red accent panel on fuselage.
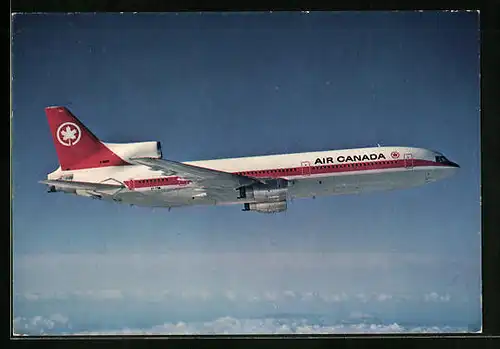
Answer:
[123,159,445,190]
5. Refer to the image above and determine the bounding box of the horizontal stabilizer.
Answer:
[39,179,125,191]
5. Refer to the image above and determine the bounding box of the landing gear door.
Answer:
[404,153,414,169]
[301,161,311,176]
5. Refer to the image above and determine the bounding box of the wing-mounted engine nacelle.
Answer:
[238,178,289,202]
[243,201,287,213]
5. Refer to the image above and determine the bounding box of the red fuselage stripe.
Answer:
[123,159,446,190]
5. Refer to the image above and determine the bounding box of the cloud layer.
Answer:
[13,252,480,336]
[13,314,470,336]
[13,314,70,335]
[15,289,454,304]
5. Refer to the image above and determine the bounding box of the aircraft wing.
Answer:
[130,157,262,189]
[39,179,125,192]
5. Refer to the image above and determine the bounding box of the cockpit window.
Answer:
[435,155,448,163]
[434,154,459,168]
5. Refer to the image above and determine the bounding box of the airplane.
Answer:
[40,106,460,213]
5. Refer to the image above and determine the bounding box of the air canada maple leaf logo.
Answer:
[56,122,81,146]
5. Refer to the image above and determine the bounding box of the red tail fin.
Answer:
[45,106,128,171]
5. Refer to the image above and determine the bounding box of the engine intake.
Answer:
[103,141,162,161]
[238,178,289,202]
[243,201,287,213]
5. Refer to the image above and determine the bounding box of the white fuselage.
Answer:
[46,146,459,210]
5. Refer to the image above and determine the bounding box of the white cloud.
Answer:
[13,314,473,336]
[16,289,443,305]
[13,314,70,335]
[49,314,69,324]
[424,292,451,302]
[68,316,469,335]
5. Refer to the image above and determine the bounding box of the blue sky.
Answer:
[12,12,481,334]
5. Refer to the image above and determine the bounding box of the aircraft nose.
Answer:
[448,161,460,168]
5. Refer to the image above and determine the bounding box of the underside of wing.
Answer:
[129,157,262,189]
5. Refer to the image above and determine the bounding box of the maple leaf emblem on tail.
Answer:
[56,122,82,146]
[61,126,77,142]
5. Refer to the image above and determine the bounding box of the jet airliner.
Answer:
[40,107,460,213]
